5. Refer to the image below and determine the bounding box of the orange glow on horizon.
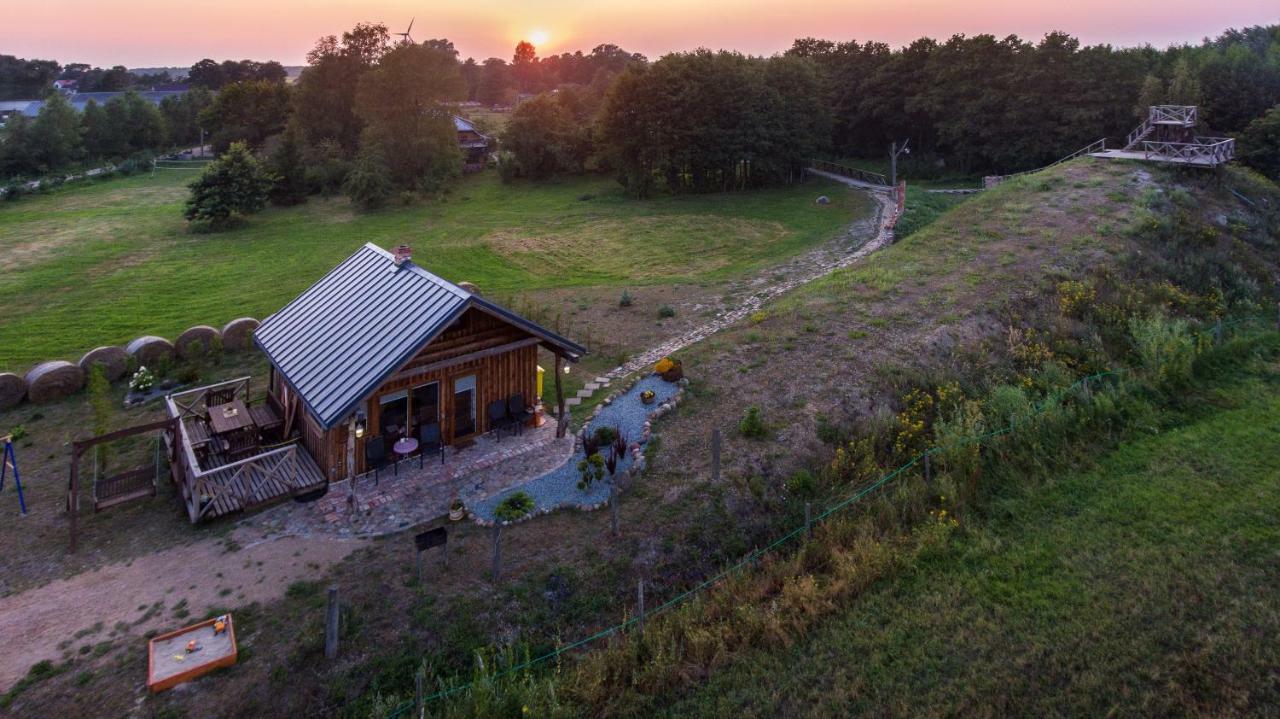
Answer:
[1,0,1276,67]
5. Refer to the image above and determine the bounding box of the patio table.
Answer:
[207,400,254,436]
[393,437,419,462]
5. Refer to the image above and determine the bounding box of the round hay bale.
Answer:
[78,345,128,382]
[25,360,85,403]
[175,325,221,360]
[0,372,26,410]
[125,336,174,368]
[220,317,260,351]
[457,281,482,295]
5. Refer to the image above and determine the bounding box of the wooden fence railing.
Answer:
[191,443,301,520]
[1142,138,1235,165]
[809,160,890,187]
[168,376,251,420]
[985,138,1107,187]
[1149,105,1197,125]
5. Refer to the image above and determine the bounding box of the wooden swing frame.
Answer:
[68,417,179,552]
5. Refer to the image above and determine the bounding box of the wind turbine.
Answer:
[396,18,415,45]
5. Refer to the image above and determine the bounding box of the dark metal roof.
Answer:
[254,243,585,430]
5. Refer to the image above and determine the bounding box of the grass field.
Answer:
[0,170,866,369]
[666,367,1280,717]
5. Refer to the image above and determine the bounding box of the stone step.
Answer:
[564,397,583,407]
[594,377,611,385]
[575,389,593,398]
[583,382,601,391]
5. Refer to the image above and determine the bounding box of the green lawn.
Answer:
[0,170,867,368]
[667,372,1280,717]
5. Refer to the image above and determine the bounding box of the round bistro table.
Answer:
[393,437,419,462]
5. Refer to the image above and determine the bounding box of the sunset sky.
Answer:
[3,0,1277,67]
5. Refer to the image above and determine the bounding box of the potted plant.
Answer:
[449,497,465,521]
[640,389,656,404]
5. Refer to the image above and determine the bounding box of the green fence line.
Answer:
[386,313,1276,717]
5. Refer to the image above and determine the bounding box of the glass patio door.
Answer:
[411,382,440,438]
[453,375,477,439]
[379,390,408,451]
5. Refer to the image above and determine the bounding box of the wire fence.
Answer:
[384,312,1278,717]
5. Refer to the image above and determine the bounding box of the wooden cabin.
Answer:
[453,115,492,171]
[253,243,585,481]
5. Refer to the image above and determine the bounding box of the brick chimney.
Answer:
[393,244,412,267]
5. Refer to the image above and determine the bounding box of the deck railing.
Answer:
[1142,137,1235,165]
[809,160,890,187]
[168,376,251,420]
[985,138,1107,187]
[1149,105,1197,125]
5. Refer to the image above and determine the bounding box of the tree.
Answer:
[461,57,481,101]
[159,87,214,147]
[1241,104,1280,180]
[198,80,291,151]
[184,142,273,229]
[0,55,59,99]
[0,114,39,178]
[1168,57,1202,108]
[354,43,463,189]
[29,92,84,172]
[268,124,308,205]
[188,59,225,89]
[503,93,573,178]
[343,143,394,209]
[477,58,511,106]
[511,41,541,93]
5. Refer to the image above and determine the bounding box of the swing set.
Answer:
[67,417,179,552]
[1,434,27,516]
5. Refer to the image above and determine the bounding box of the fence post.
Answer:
[924,453,932,488]
[637,578,646,634]
[711,428,721,483]
[610,481,620,537]
[804,502,812,538]
[491,525,502,583]
[1214,318,1223,345]
[324,586,339,660]
[414,668,425,719]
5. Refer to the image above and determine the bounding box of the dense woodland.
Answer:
[3,23,1280,201]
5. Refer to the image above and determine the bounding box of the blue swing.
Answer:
[1,435,27,515]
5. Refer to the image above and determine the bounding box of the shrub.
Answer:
[183,142,272,229]
[739,406,767,439]
[593,425,618,446]
[785,469,818,497]
[619,290,634,307]
[1129,313,1199,387]
[658,305,676,319]
[344,144,395,211]
[495,491,536,522]
[576,453,606,490]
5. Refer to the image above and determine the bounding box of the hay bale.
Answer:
[79,345,128,382]
[221,318,260,351]
[457,281,482,295]
[176,325,221,360]
[0,372,25,410]
[25,360,85,403]
[126,336,175,367]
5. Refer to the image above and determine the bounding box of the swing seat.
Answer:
[94,467,156,511]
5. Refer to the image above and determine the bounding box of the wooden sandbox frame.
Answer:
[147,614,237,693]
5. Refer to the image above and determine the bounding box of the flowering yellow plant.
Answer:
[654,357,675,374]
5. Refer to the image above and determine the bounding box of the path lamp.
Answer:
[890,139,910,187]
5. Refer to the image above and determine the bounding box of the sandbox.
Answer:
[147,615,237,693]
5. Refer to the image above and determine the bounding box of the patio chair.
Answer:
[221,427,258,463]
[365,440,389,484]
[418,423,445,467]
[205,386,236,408]
[486,400,512,440]
[507,393,533,435]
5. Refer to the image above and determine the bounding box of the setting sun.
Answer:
[527,29,551,47]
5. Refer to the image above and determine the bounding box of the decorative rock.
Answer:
[78,345,128,382]
[125,336,174,367]
[0,372,26,410]
[175,325,221,359]
[25,360,85,403]
[220,317,260,351]
[816,195,830,205]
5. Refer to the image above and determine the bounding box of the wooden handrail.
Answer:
[809,160,890,187]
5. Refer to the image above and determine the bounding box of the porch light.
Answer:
[354,413,366,438]
[563,364,571,374]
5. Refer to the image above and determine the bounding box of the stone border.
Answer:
[3,318,261,407]
[478,374,690,527]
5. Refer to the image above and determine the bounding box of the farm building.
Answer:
[163,243,585,521]
[454,115,492,170]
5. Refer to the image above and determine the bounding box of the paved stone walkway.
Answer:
[242,420,575,538]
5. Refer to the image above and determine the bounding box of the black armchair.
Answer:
[507,393,533,434]
[486,399,512,439]
[365,439,390,483]
[418,423,445,467]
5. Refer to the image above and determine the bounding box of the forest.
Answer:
[3,23,1280,199]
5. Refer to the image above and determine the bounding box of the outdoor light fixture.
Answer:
[563,365,571,374]
[354,413,366,438]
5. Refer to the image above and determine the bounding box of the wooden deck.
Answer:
[1090,148,1230,168]
[165,378,327,523]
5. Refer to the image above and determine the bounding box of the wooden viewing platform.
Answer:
[1092,105,1235,168]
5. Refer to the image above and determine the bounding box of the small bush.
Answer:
[785,469,818,497]
[658,305,676,319]
[495,491,536,521]
[594,425,618,446]
[739,406,767,439]
[619,290,634,307]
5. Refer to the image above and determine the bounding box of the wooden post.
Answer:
[610,481,620,537]
[68,446,80,553]
[554,354,567,439]
[414,669,425,719]
[711,428,721,483]
[924,453,932,488]
[1214,318,1223,345]
[804,502,812,538]
[415,549,423,583]
[491,525,501,582]
[324,586,339,660]
[636,578,645,634]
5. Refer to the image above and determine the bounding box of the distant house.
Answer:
[0,100,40,127]
[53,79,78,94]
[10,89,190,119]
[453,115,491,171]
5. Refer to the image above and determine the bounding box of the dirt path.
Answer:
[0,527,363,691]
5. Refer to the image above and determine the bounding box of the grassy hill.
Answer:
[0,170,865,369]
